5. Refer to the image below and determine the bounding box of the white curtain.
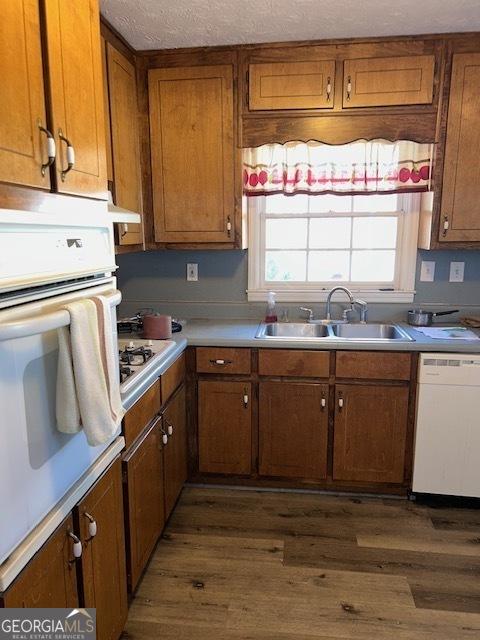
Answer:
[243,139,433,196]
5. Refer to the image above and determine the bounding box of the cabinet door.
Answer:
[343,55,435,108]
[148,65,234,243]
[0,1,50,189]
[163,385,188,518]
[123,417,165,592]
[101,36,114,184]
[439,53,480,243]
[43,0,107,198]
[198,380,252,475]
[249,61,335,110]
[107,43,143,245]
[333,384,409,484]
[77,458,127,640]
[1,515,78,607]
[259,382,328,480]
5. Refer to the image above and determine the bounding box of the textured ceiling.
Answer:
[100,0,480,50]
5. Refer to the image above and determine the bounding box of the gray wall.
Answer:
[116,249,480,321]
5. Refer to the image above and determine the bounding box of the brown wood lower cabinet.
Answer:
[163,385,188,518]
[333,384,409,484]
[198,380,252,475]
[0,515,79,607]
[77,459,128,640]
[259,382,329,480]
[123,417,165,591]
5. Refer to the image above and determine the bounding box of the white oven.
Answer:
[0,209,121,567]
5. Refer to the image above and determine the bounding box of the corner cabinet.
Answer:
[439,52,480,243]
[148,64,236,244]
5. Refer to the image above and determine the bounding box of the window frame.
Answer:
[247,192,420,303]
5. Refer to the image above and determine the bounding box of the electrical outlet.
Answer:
[186,263,198,281]
[420,260,435,282]
[449,261,465,283]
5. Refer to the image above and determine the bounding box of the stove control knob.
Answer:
[129,341,135,349]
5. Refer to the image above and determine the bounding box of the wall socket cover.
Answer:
[420,260,435,282]
[449,261,465,283]
[186,263,198,281]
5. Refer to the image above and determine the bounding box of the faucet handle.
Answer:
[300,307,314,322]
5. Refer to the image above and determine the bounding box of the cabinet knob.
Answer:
[84,512,97,538]
[243,392,249,408]
[338,395,344,410]
[442,215,449,237]
[38,121,56,176]
[68,532,82,559]
[321,397,326,409]
[227,216,232,237]
[167,423,173,436]
[326,77,332,102]
[209,359,232,366]
[58,129,75,180]
[346,76,352,101]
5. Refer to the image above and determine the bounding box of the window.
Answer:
[247,192,420,302]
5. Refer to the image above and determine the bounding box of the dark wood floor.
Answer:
[124,486,480,639]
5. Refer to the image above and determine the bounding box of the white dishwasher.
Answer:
[412,353,480,497]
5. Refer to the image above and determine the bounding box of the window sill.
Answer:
[247,289,415,303]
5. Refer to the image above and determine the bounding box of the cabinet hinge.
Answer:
[246,69,249,108]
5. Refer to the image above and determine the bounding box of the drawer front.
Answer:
[123,380,161,448]
[258,349,330,378]
[343,55,435,108]
[196,348,251,375]
[249,61,335,111]
[161,352,186,405]
[335,351,412,381]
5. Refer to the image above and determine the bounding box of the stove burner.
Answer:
[120,365,133,383]
[119,345,153,366]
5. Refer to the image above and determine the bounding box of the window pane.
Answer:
[266,218,307,249]
[266,251,306,281]
[308,251,350,281]
[351,250,396,281]
[353,217,397,249]
[309,195,353,213]
[265,194,308,214]
[310,218,352,249]
[353,194,399,212]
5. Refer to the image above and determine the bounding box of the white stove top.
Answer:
[118,337,176,394]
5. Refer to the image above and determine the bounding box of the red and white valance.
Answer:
[243,140,433,196]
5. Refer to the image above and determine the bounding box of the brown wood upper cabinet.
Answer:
[43,0,107,198]
[76,458,128,640]
[333,384,409,484]
[259,381,328,480]
[439,52,480,243]
[106,43,144,245]
[249,61,335,110]
[0,1,50,190]
[148,64,235,243]
[343,55,435,107]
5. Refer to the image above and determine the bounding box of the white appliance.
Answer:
[413,353,480,497]
[0,208,122,569]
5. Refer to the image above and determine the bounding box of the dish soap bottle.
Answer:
[265,291,278,323]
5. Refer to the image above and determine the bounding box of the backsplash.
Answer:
[116,249,480,321]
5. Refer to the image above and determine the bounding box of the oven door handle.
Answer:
[0,290,121,342]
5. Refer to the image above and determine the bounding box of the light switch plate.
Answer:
[420,260,435,282]
[186,263,198,281]
[449,261,465,283]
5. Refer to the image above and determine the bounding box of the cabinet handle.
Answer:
[209,359,232,366]
[120,223,129,238]
[68,532,82,559]
[161,425,168,445]
[321,397,326,409]
[243,390,249,408]
[227,216,232,238]
[338,394,344,410]
[58,129,75,180]
[38,121,56,176]
[442,215,449,237]
[165,419,174,436]
[326,77,332,102]
[346,76,352,101]
[84,512,97,538]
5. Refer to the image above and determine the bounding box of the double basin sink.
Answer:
[256,322,414,342]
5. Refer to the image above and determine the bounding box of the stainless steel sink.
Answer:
[256,322,330,339]
[255,322,414,342]
[329,323,413,341]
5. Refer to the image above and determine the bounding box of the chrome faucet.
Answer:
[354,298,368,323]
[326,287,354,322]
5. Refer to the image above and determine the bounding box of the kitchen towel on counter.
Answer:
[56,296,125,446]
[414,326,480,340]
